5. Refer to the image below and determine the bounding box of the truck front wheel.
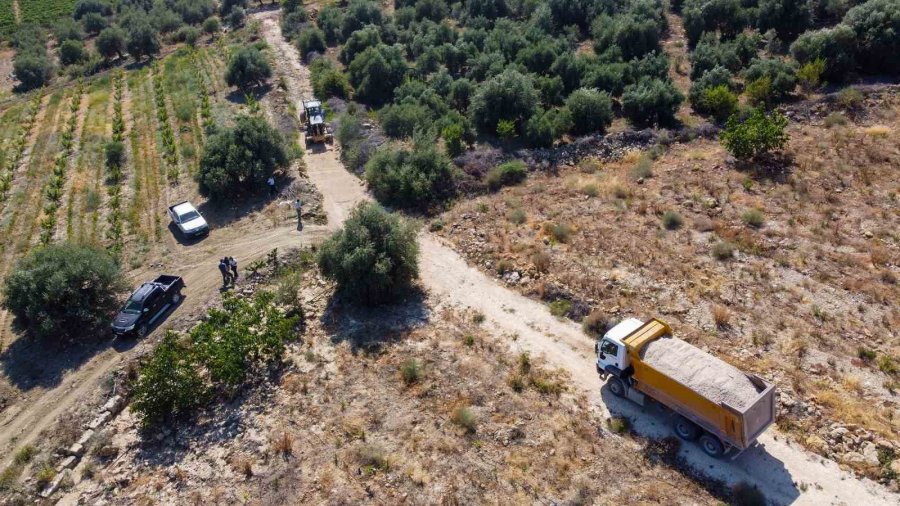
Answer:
[607,378,626,397]
[674,416,700,441]
[699,434,725,458]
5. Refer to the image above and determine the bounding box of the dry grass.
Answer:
[711,305,731,329]
[271,431,294,457]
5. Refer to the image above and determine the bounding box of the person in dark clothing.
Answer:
[229,256,238,282]
[218,258,230,286]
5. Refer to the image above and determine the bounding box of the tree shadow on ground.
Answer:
[0,331,116,392]
[731,153,796,184]
[321,286,430,355]
[195,175,296,229]
[225,83,273,106]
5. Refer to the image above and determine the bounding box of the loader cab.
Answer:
[595,318,644,376]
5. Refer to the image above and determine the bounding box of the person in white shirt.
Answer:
[267,176,276,197]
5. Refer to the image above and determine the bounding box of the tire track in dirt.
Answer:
[255,10,897,506]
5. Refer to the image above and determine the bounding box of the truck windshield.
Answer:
[122,299,142,314]
[180,210,200,222]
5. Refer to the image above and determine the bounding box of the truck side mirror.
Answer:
[599,353,606,359]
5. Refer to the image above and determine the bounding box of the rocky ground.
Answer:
[436,86,900,486]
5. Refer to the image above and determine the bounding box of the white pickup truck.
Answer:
[168,201,209,239]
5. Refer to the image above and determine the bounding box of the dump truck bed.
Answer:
[624,320,775,450]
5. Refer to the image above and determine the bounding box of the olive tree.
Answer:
[843,0,900,75]
[318,202,419,305]
[97,26,126,60]
[198,115,288,199]
[365,141,457,211]
[225,46,273,91]
[2,243,125,340]
[469,69,539,135]
[790,25,856,81]
[566,88,613,135]
[621,78,684,127]
[348,44,408,105]
[720,108,789,160]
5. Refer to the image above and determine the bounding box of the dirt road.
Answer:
[257,10,896,505]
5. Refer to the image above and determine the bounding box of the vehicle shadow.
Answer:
[166,222,208,247]
[320,286,430,355]
[598,385,800,504]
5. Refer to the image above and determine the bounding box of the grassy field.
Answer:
[0,0,15,39]
[17,0,76,26]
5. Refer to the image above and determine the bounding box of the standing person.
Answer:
[294,198,303,230]
[229,256,238,282]
[218,258,230,287]
[267,176,276,197]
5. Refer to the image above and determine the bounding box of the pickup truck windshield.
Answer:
[123,299,142,314]
[179,210,200,222]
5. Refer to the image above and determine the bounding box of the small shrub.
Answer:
[356,443,390,472]
[549,299,573,318]
[545,222,573,243]
[878,356,898,375]
[712,304,731,329]
[451,407,477,433]
[507,208,526,225]
[225,46,272,91]
[857,347,877,362]
[712,241,735,260]
[472,312,485,324]
[837,88,864,110]
[797,58,825,92]
[400,358,421,385]
[485,161,527,191]
[463,334,475,346]
[662,211,683,230]
[630,155,653,180]
[566,88,614,135]
[496,259,514,275]
[607,417,630,434]
[582,184,599,197]
[582,310,611,338]
[531,251,551,272]
[35,464,56,487]
[824,113,847,128]
[742,209,765,228]
[496,119,517,139]
[272,431,294,456]
[13,446,35,465]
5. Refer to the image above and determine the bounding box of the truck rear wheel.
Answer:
[607,378,626,397]
[674,416,700,441]
[136,324,148,339]
[171,292,182,304]
[698,434,725,458]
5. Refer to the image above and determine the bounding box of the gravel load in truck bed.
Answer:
[640,335,762,410]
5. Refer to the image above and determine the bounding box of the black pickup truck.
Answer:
[111,275,185,337]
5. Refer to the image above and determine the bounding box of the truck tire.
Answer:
[136,324,149,339]
[608,377,626,397]
[699,434,725,458]
[171,291,182,304]
[674,416,700,441]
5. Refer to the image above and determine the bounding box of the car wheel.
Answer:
[136,324,149,338]
[674,416,700,441]
[171,292,182,304]
[608,377,626,397]
[699,434,725,458]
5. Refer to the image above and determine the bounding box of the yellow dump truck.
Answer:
[596,318,775,458]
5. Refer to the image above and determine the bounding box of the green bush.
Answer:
[97,26,126,60]
[281,10,308,40]
[756,0,810,42]
[339,25,380,65]
[797,58,825,92]
[53,18,84,42]
[13,53,53,91]
[844,0,900,75]
[682,0,750,46]
[2,243,124,340]
[310,57,351,99]
[689,66,734,110]
[348,44,408,105]
[621,78,683,127]
[225,46,272,91]
[442,123,465,157]
[549,299,573,317]
[790,25,857,82]
[105,140,125,169]
[365,142,457,211]
[720,108,789,160]
[469,69,539,135]
[698,85,738,122]
[742,59,798,104]
[485,161,527,192]
[318,202,419,304]
[203,16,220,35]
[131,332,206,427]
[525,107,572,148]
[566,88,613,135]
[198,115,288,199]
[297,28,327,60]
[400,358,421,385]
[742,208,765,228]
[126,19,160,61]
[379,103,432,139]
[60,40,86,66]
[663,211,683,230]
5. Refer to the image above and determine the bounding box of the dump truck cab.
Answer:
[595,317,643,376]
